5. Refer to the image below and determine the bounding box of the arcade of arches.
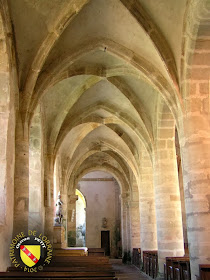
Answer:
[0,0,209,279]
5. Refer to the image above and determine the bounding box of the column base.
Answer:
[53,226,66,249]
[155,273,164,280]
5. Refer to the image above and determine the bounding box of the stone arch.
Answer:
[180,0,208,101]
[65,148,131,195]
[120,0,179,88]
[76,189,86,208]
[48,76,102,145]
[73,168,124,255]
[0,1,17,270]
[75,188,86,247]
[76,139,138,180]
[71,164,130,196]
[105,125,140,165]
[31,39,181,122]
[54,103,152,157]
[47,76,152,147]
[72,167,133,254]
[59,124,140,189]
[107,77,153,140]
[59,123,139,181]
[21,0,90,123]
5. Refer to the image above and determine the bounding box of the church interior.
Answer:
[0,0,210,279]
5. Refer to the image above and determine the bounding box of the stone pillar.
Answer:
[129,201,140,250]
[178,90,210,279]
[178,7,210,278]
[29,107,43,233]
[139,146,157,253]
[13,115,29,235]
[154,112,184,277]
[176,150,188,248]
[67,193,78,247]
[44,154,54,242]
[120,193,131,257]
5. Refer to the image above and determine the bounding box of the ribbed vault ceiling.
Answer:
[8,0,189,193]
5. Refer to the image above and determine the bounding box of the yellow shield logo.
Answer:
[20,245,41,267]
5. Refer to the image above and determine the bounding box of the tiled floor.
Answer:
[110,259,150,280]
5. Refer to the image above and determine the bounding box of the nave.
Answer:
[0,255,150,280]
[111,259,149,280]
[0,1,210,280]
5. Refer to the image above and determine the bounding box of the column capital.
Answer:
[68,194,78,203]
[120,192,130,200]
[120,193,130,208]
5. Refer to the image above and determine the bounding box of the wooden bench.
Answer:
[0,271,116,277]
[142,250,158,278]
[164,257,190,280]
[2,255,117,280]
[0,272,117,280]
[1,270,117,280]
[7,266,114,272]
[132,248,141,268]
[53,248,88,257]
[195,264,210,280]
[49,256,109,266]
[51,256,109,262]
[143,250,149,274]
[88,248,105,256]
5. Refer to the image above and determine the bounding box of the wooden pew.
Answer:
[2,255,117,280]
[179,259,191,280]
[142,250,158,278]
[164,257,190,280]
[88,248,105,256]
[49,256,109,267]
[51,256,109,262]
[0,272,117,280]
[195,264,210,280]
[53,248,87,256]
[0,270,117,279]
[7,266,114,272]
[151,252,158,279]
[132,248,141,268]
[0,271,116,278]
[143,250,149,273]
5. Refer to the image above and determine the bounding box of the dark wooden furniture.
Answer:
[1,255,117,280]
[50,255,110,265]
[195,264,210,280]
[0,271,117,279]
[132,248,141,268]
[142,250,158,278]
[164,257,190,280]
[88,248,105,256]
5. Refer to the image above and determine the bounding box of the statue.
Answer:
[54,191,63,226]
[102,217,108,228]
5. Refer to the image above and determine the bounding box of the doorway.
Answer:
[101,231,110,256]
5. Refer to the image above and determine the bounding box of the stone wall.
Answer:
[0,3,17,271]
[79,171,121,257]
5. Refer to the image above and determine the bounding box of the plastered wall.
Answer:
[79,171,121,257]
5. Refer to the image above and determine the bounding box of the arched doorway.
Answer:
[75,189,86,247]
[76,171,122,257]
